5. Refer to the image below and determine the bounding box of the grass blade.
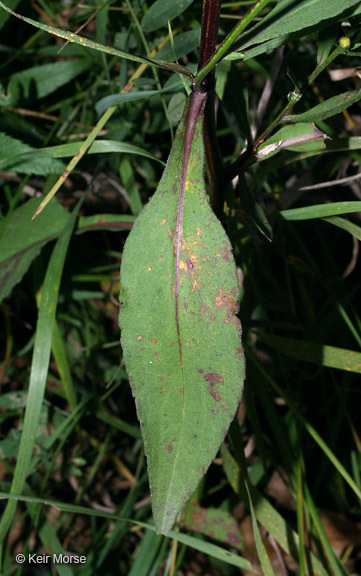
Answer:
[280,201,361,221]
[0,198,82,543]
[31,35,171,218]
[0,1,191,78]
[257,332,361,374]
[0,493,255,572]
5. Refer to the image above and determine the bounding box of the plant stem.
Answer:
[195,0,273,84]
[197,0,221,78]
[196,0,224,215]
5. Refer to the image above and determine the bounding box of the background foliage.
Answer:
[1,0,361,574]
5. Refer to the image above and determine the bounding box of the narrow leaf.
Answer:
[323,216,361,241]
[119,91,245,535]
[0,493,254,571]
[95,86,182,116]
[0,199,81,542]
[0,1,192,78]
[280,201,361,221]
[41,139,164,165]
[285,88,361,122]
[240,0,360,50]
[257,332,361,373]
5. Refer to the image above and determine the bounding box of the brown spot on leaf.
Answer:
[180,387,184,393]
[162,388,167,392]
[203,372,224,386]
[151,339,157,344]
[196,227,202,236]
[162,218,167,225]
[137,335,143,341]
[227,532,241,546]
[211,409,217,414]
[167,444,173,453]
[208,387,221,401]
[214,288,238,313]
[210,315,216,320]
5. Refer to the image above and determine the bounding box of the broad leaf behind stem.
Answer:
[119,90,245,535]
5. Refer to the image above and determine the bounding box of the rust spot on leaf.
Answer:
[137,335,143,341]
[151,339,157,344]
[208,387,221,401]
[214,288,238,313]
[210,315,216,320]
[162,388,167,392]
[211,409,217,414]
[167,444,173,453]
[162,218,167,225]
[196,227,202,236]
[148,266,152,272]
[202,372,224,386]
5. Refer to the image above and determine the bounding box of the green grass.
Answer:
[1,0,361,574]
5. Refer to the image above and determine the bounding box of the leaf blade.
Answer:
[119,94,245,535]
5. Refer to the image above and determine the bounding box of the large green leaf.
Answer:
[119,92,245,535]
